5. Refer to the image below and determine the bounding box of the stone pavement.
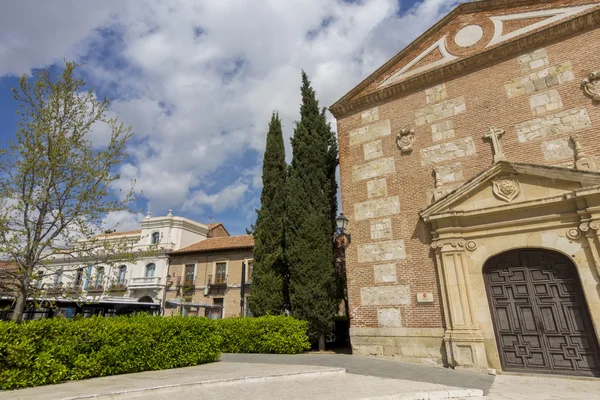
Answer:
[220,352,495,393]
[1,361,482,400]
[457,373,600,400]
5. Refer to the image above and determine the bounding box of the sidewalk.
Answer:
[458,373,600,400]
[2,361,483,400]
[220,352,495,392]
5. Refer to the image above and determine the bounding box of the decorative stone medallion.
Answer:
[454,25,484,47]
[566,228,581,240]
[492,176,520,203]
[396,128,416,154]
[581,71,600,101]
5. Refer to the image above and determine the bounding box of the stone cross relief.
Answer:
[483,126,506,163]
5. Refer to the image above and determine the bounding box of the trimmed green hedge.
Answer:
[0,315,309,390]
[218,315,310,354]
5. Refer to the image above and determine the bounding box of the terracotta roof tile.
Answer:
[93,229,142,239]
[170,235,254,254]
[0,261,17,270]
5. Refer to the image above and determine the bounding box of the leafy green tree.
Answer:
[286,72,338,350]
[250,113,288,315]
[0,61,137,322]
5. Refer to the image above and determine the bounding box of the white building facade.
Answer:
[32,212,215,318]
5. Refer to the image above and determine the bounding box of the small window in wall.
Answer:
[184,265,195,285]
[247,260,254,282]
[117,265,127,285]
[215,262,227,284]
[74,268,84,288]
[54,269,63,286]
[211,298,224,319]
[151,232,160,245]
[245,298,253,318]
[95,267,104,288]
[145,263,156,278]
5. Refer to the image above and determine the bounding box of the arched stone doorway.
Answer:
[484,248,600,377]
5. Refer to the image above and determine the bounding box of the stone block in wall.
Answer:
[355,196,400,221]
[431,120,455,142]
[427,182,462,203]
[542,137,574,161]
[517,49,549,73]
[378,308,402,327]
[357,240,406,263]
[367,178,388,198]
[361,107,379,124]
[374,263,397,283]
[529,89,563,116]
[370,218,392,240]
[415,96,466,126]
[352,157,395,182]
[436,161,463,185]
[425,84,447,104]
[516,108,591,143]
[420,137,476,166]
[505,62,574,98]
[361,286,410,305]
[363,140,383,160]
[349,120,391,146]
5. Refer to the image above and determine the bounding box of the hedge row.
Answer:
[0,315,309,390]
[219,315,310,354]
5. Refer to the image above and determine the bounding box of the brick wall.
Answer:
[336,26,600,332]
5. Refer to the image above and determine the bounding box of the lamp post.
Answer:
[334,213,351,348]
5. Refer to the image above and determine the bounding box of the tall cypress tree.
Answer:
[249,113,287,316]
[286,72,338,350]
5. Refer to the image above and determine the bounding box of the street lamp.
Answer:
[335,213,350,243]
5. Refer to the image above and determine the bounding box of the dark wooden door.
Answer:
[484,249,600,376]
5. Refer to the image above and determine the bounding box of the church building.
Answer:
[330,0,600,376]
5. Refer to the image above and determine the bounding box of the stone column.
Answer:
[432,239,489,370]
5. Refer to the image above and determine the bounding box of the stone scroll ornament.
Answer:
[396,128,416,154]
[492,176,520,203]
[581,71,600,101]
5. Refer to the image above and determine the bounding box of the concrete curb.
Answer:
[364,388,485,400]
[64,367,347,399]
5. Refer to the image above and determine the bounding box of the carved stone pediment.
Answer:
[420,161,600,222]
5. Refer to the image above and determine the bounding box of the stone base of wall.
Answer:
[350,327,446,366]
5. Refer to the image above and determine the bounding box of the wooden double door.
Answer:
[484,249,600,376]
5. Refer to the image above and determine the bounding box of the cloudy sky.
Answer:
[0,0,460,235]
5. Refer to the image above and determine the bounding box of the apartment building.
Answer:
[164,235,254,318]
[0,212,221,320]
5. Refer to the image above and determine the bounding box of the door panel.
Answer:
[484,249,600,376]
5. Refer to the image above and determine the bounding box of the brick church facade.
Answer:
[330,0,600,376]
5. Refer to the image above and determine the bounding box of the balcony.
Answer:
[208,274,227,287]
[86,283,104,292]
[108,280,128,293]
[129,276,162,288]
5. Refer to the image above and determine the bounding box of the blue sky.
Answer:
[0,0,459,236]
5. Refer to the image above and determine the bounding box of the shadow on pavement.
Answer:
[219,353,495,394]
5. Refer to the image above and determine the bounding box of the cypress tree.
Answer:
[286,72,338,350]
[249,113,287,316]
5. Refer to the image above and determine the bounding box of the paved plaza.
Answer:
[3,353,599,399]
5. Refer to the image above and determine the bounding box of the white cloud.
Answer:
[0,0,460,228]
[101,211,144,233]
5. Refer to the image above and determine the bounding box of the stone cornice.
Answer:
[329,7,600,119]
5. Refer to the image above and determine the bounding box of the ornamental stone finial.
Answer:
[571,135,598,171]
